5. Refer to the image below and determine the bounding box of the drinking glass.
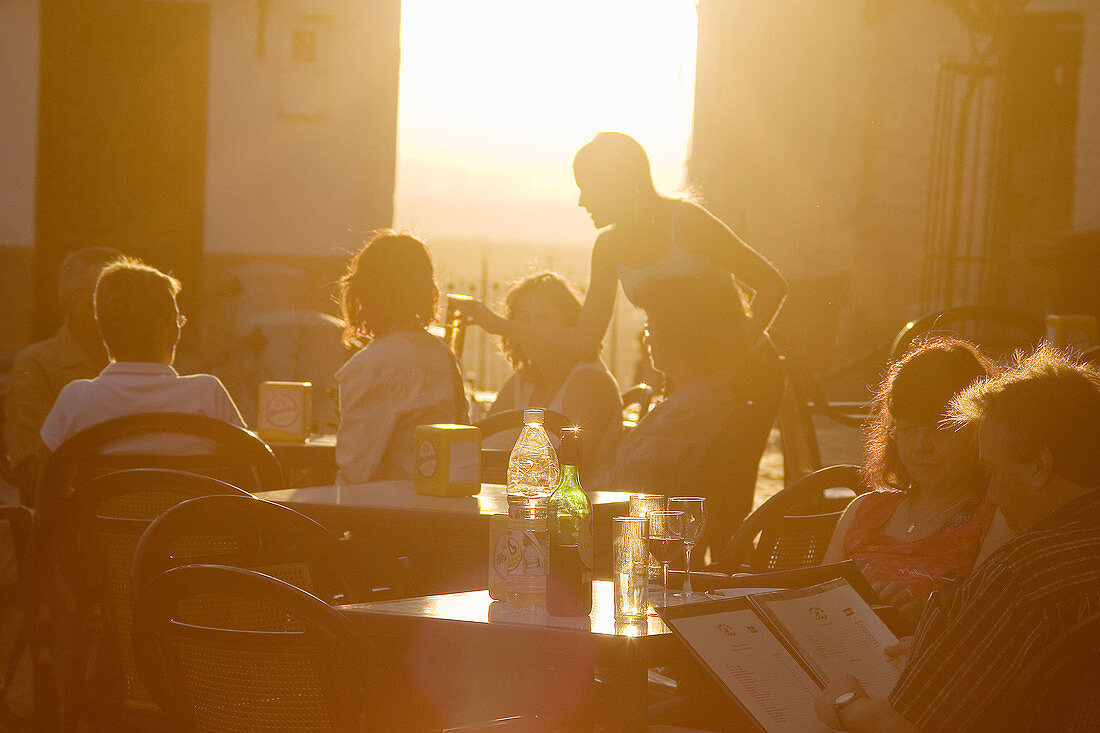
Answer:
[612,516,649,621]
[669,497,708,600]
[646,510,684,608]
[629,494,665,581]
[443,294,473,357]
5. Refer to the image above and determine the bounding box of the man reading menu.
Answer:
[815,346,1100,732]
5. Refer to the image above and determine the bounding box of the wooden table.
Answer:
[340,581,678,731]
[255,481,631,595]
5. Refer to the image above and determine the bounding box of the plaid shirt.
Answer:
[889,490,1100,732]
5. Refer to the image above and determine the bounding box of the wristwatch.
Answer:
[832,691,867,725]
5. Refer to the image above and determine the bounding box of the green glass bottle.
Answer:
[547,427,593,616]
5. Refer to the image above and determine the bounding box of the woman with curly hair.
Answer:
[335,231,467,484]
[823,337,1014,623]
[485,271,621,471]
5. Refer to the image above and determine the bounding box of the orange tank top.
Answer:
[843,490,996,597]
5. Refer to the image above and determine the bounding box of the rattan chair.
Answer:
[36,411,284,515]
[714,464,865,574]
[56,469,251,723]
[890,305,1044,362]
[770,334,868,484]
[131,493,377,609]
[134,564,404,732]
[995,613,1100,732]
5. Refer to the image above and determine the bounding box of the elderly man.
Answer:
[39,256,245,452]
[815,345,1100,732]
[3,247,121,490]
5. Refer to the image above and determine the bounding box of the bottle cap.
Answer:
[523,408,544,425]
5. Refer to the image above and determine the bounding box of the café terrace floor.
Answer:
[754,416,864,509]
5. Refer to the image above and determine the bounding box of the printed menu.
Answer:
[659,579,904,733]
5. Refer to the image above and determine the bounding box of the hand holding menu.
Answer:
[659,579,904,733]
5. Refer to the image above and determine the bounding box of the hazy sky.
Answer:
[393,0,698,247]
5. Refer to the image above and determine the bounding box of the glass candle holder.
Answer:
[629,494,665,582]
[628,494,665,519]
[613,516,649,621]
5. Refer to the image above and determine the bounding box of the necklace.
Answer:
[905,496,968,535]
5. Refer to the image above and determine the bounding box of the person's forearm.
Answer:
[499,319,601,362]
[749,287,786,334]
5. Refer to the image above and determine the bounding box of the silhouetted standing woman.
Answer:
[462,132,788,359]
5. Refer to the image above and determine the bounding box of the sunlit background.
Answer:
[392,0,699,390]
[394,0,698,248]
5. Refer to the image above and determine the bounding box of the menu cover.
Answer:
[658,578,904,733]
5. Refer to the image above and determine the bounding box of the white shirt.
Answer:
[336,328,467,484]
[40,362,246,452]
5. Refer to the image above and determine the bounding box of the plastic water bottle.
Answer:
[506,409,560,519]
[505,409,560,610]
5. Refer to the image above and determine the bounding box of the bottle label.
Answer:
[505,519,548,594]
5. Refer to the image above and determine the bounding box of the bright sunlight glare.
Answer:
[394,0,698,247]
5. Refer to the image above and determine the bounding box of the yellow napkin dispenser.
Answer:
[257,381,312,442]
[414,424,482,496]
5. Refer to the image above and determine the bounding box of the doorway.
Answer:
[34,0,210,338]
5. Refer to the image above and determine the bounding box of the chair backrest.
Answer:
[997,613,1100,732]
[620,383,655,430]
[890,305,1044,362]
[481,447,510,486]
[37,411,284,515]
[56,469,252,713]
[716,464,865,574]
[775,347,823,483]
[473,408,571,439]
[132,494,369,607]
[770,334,868,485]
[134,564,399,733]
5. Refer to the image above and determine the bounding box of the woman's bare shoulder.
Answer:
[676,199,723,229]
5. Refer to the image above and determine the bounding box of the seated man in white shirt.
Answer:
[40,257,246,453]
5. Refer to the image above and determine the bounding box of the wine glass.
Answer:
[670,496,708,600]
[646,510,684,608]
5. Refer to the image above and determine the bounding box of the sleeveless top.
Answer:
[843,490,997,597]
[617,202,729,304]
